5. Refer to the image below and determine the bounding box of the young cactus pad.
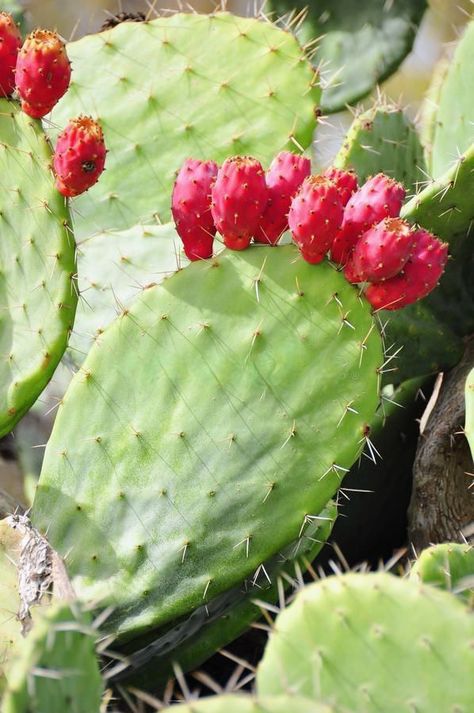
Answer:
[410,543,474,607]
[50,13,320,238]
[0,100,76,437]
[1,603,103,713]
[268,0,426,113]
[33,245,382,640]
[257,572,474,712]
[160,695,338,713]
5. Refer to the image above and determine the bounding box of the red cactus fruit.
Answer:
[323,166,358,207]
[16,29,71,118]
[53,116,106,197]
[343,254,363,284]
[352,217,416,283]
[254,151,311,245]
[0,12,21,97]
[365,229,448,311]
[211,156,268,250]
[171,158,218,261]
[288,175,344,264]
[331,173,405,265]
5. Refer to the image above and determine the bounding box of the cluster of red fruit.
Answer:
[171,152,448,312]
[0,12,106,198]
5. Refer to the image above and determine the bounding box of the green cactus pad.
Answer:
[401,143,474,248]
[334,103,426,191]
[269,0,426,113]
[466,366,474,462]
[109,502,337,685]
[430,22,474,178]
[410,543,474,606]
[0,521,21,688]
[70,222,182,364]
[419,57,449,172]
[257,572,474,711]
[1,603,102,713]
[50,13,319,239]
[33,245,382,640]
[160,695,338,713]
[0,100,77,437]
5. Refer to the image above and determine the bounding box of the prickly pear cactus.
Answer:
[0,521,22,691]
[410,543,474,607]
[269,0,426,113]
[33,246,382,641]
[333,103,426,192]
[108,502,337,685]
[257,572,474,711]
[50,13,319,238]
[1,603,103,713]
[161,695,337,713]
[466,366,474,462]
[70,223,181,364]
[429,21,474,178]
[0,100,76,437]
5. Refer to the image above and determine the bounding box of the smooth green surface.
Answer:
[111,502,337,685]
[33,246,382,640]
[71,222,183,364]
[0,100,77,436]
[1,603,102,713]
[334,103,426,191]
[51,13,319,238]
[411,543,474,606]
[269,0,426,112]
[419,57,449,172]
[161,695,339,713]
[257,572,474,711]
[466,367,474,463]
[431,22,474,178]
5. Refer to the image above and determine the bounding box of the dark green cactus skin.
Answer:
[50,13,319,239]
[257,572,474,711]
[32,246,382,642]
[334,104,426,192]
[410,543,474,607]
[0,100,77,437]
[268,0,426,113]
[108,502,337,686]
[1,604,102,713]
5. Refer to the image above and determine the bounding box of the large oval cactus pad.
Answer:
[51,13,319,238]
[33,246,381,640]
[0,100,76,436]
[257,572,474,712]
[161,695,339,713]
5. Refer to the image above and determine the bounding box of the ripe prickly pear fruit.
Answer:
[211,156,268,250]
[0,12,21,97]
[16,29,71,118]
[171,158,218,261]
[352,217,415,282]
[365,229,448,311]
[53,116,106,197]
[254,151,311,245]
[323,166,358,206]
[331,173,405,265]
[288,175,344,264]
[343,254,363,284]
